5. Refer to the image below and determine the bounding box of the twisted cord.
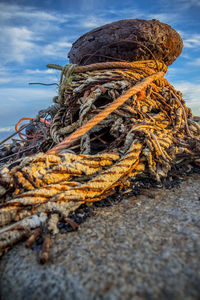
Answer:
[47,60,167,74]
[1,58,200,254]
[48,71,164,155]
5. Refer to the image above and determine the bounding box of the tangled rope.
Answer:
[0,104,60,168]
[0,59,200,261]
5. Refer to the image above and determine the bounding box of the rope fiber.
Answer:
[0,59,200,259]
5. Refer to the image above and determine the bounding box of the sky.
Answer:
[0,0,200,140]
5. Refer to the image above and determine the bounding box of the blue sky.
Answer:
[0,0,200,140]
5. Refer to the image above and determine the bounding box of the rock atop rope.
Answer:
[68,19,183,66]
[1,19,199,263]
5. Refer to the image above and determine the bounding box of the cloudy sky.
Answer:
[0,0,200,140]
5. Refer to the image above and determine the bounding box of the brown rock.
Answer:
[68,19,183,66]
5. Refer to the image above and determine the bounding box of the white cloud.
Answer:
[80,16,110,28]
[0,87,57,127]
[174,81,200,105]
[166,67,181,81]
[181,33,200,49]
[0,3,66,24]
[147,13,178,24]
[0,66,59,87]
[0,127,13,133]
[0,87,56,104]
[192,0,200,5]
[188,58,200,66]
[78,0,102,11]
[0,26,38,63]
[173,81,200,116]
[0,67,17,84]
[176,0,200,8]
[0,24,73,64]
[0,3,75,65]
[166,64,197,81]
[0,78,12,84]
[43,41,72,57]
[25,68,57,75]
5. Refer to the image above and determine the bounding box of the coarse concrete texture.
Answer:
[0,174,200,300]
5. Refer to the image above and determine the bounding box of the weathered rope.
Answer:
[48,71,164,155]
[47,60,166,104]
[49,60,167,148]
[0,59,200,257]
[47,60,166,73]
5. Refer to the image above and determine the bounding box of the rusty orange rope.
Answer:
[48,71,164,155]
[15,117,34,132]
[15,117,51,132]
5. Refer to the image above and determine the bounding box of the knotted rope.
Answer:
[0,59,200,256]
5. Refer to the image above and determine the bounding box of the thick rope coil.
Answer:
[0,59,200,256]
